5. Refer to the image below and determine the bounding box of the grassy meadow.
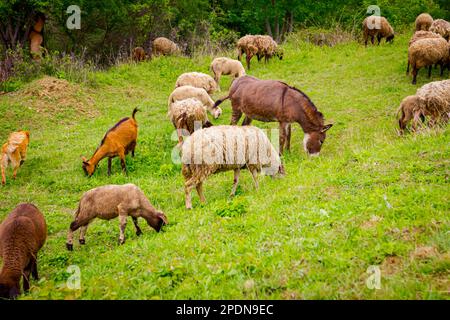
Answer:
[0,32,449,299]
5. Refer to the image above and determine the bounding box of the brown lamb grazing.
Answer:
[0,203,47,299]
[210,57,246,90]
[429,19,450,40]
[1,130,30,185]
[398,80,450,133]
[66,184,168,250]
[415,13,433,31]
[132,47,148,62]
[407,37,450,84]
[82,108,138,177]
[362,16,395,46]
[152,37,180,56]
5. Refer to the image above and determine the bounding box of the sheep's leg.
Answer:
[230,169,240,197]
[377,35,381,45]
[196,182,206,203]
[118,215,127,245]
[230,109,243,125]
[242,116,253,126]
[31,258,39,280]
[246,54,252,70]
[176,129,184,147]
[440,63,444,76]
[428,65,432,78]
[79,225,88,244]
[23,265,31,292]
[132,217,142,236]
[184,179,196,209]
[371,36,374,45]
[412,66,418,85]
[250,168,259,190]
[406,60,410,75]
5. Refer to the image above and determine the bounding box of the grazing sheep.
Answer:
[168,85,222,119]
[415,13,433,31]
[237,35,256,61]
[152,37,180,56]
[407,37,449,84]
[398,79,450,133]
[168,98,213,145]
[0,203,47,299]
[1,130,30,185]
[362,16,395,46]
[132,47,147,62]
[175,72,217,94]
[429,19,450,40]
[66,184,168,250]
[408,31,443,47]
[210,57,246,90]
[82,108,138,177]
[254,35,280,63]
[181,125,283,209]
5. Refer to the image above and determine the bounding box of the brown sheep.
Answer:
[66,184,168,250]
[362,16,395,46]
[408,31,443,47]
[1,130,30,185]
[0,203,47,299]
[407,37,449,84]
[152,37,180,56]
[210,57,246,90]
[132,47,147,62]
[236,35,259,70]
[429,19,450,40]
[82,108,138,177]
[415,13,433,31]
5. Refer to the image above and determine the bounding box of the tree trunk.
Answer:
[265,17,273,37]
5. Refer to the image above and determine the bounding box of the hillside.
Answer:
[0,33,448,299]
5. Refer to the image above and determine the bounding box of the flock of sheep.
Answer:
[1,13,450,299]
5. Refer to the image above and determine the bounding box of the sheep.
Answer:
[236,35,259,70]
[408,30,443,47]
[1,130,30,185]
[0,203,47,299]
[415,13,433,31]
[254,35,280,63]
[181,125,283,209]
[407,37,449,84]
[362,16,395,46]
[175,72,217,94]
[132,46,148,62]
[81,108,138,177]
[210,57,246,90]
[66,183,168,250]
[168,85,222,119]
[152,37,180,56]
[168,98,213,146]
[429,19,450,40]
[398,79,450,133]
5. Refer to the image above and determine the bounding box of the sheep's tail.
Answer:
[213,95,230,108]
[132,107,139,120]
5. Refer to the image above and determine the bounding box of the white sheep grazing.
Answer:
[66,183,168,250]
[168,85,222,119]
[181,125,283,209]
[168,98,212,146]
[210,57,246,90]
[175,72,217,94]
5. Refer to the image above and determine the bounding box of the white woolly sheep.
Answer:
[181,125,283,209]
[168,98,212,145]
[175,72,217,94]
[152,37,180,56]
[168,85,222,119]
[415,13,433,31]
[362,16,395,46]
[398,79,450,133]
[407,37,450,84]
[210,57,246,90]
[429,19,450,40]
[66,183,168,250]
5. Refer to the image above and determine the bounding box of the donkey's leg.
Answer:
[230,169,240,197]
[279,122,288,155]
[230,108,243,125]
[242,115,253,126]
[286,124,292,151]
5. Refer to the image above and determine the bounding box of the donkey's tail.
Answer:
[213,95,230,108]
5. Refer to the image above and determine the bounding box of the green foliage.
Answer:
[214,198,248,218]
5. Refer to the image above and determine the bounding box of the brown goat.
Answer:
[1,130,30,185]
[82,108,138,177]
[0,203,47,299]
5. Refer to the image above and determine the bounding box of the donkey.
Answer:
[214,76,333,156]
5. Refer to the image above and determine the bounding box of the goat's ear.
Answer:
[321,124,333,133]
[81,156,88,162]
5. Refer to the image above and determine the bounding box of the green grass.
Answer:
[0,33,449,300]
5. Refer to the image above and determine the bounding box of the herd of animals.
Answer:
[0,13,449,300]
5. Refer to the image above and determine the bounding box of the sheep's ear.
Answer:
[321,124,333,133]
[157,212,168,225]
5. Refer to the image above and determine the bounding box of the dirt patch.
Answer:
[281,290,300,299]
[10,76,97,118]
[360,215,382,230]
[381,255,402,276]
[411,246,440,260]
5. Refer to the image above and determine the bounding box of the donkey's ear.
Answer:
[321,124,333,133]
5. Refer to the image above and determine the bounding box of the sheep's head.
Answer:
[81,156,96,177]
[146,211,168,232]
[386,34,395,43]
[0,282,20,300]
[398,95,420,134]
[303,124,333,156]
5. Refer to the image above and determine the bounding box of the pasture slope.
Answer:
[0,33,448,299]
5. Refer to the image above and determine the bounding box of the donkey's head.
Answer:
[303,124,333,156]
